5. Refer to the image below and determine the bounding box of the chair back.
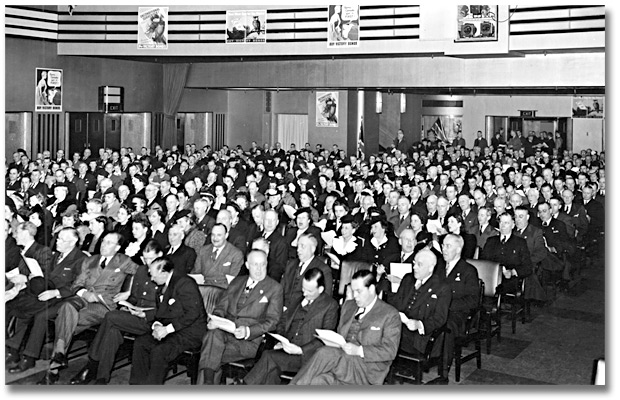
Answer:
[467,259,502,297]
[199,285,225,315]
[338,261,371,295]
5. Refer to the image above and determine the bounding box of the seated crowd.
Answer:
[4,131,605,385]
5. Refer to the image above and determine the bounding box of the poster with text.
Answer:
[138,7,168,49]
[328,5,359,47]
[35,68,63,112]
[572,97,604,118]
[456,5,497,42]
[226,10,267,43]
[316,92,338,127]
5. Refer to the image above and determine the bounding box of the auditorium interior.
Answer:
[4,4,607,387]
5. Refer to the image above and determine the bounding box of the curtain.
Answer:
[277,114,308,151]
[162,63,191,150]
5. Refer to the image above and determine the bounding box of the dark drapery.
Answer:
[162,63,191,150]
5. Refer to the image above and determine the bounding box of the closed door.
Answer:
[68,112,89,156]
[105,113,122,149]
[88,112,105,151]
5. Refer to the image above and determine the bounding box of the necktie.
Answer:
[564,205,569,213]
[168,246,175,255]
[354,307,366,320]
[414,280,422,290]
[100,258,107,269]
[400,216,405,225]
[501,236,506,244]
[301,299,312,308]
[401,253,406,263]
[57,252,65,265]
[245,279,255,293]
[212,248,219,260]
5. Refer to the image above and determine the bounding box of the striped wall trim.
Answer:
[510,5,602,13]
[422,100,464,108]
[510,14,604,25]
[510,27,605,36]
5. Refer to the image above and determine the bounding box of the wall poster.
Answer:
[35,68,63,112]
[226,10,267,43]
[316,92,339,127]
[456,5,497,42]
[138,7,168,49]
[572,97,604,118]
[328,5,359,47]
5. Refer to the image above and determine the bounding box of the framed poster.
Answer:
[572,97,604,118]
[226,10,267,43]
[35,68,63,112]
[138,7,168,49]
[328,5,359,47]
[316,92,338,127]
[456,5,497,42]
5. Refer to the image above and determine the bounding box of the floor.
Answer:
[5,254,605,386]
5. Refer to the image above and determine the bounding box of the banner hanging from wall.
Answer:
[456,5,497,42]
[35,68,63,112]
[572,97,604,118]
[328,5,359,47]
[316,92,338,127]
[226,10,267,43]
[138,7,168,49]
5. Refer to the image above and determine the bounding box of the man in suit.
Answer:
[474,206,498,251]
[376,228,415,297]
[290,269,401,385]
[480,212,533,294]
[581,184,604,258]
[81,216,108,256]
[244,267,339,384]
[261,209,289,282]
[381,190,400,223]
[198,249,283,385]
[192,223,244,289]
[537,201,575,284]
[216,208,248,254]
[193,198,216,237]
[13,221,54,275]
[68,240,164,385]
[513,206,548,302]
[458,193,479,235]
[389,195,412,238]
[387,249,451,356]
[6,227,86,373]
[37,232,139,384]
[560,189,588,244]
[281,234,333,310]
[130,257,207,384]
[436,234,480,382]
[165,224,197,275]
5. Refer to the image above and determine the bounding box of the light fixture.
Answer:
[376,91,382,114]
[400,93,406,113]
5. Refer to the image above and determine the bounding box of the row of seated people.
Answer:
[6,214,482,385]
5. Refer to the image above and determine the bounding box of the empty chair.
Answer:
[467,259,502,354]
[453,279,484,382]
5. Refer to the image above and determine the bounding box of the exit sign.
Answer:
[519,110,537,117]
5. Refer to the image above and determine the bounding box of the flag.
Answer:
[432,117,448,144]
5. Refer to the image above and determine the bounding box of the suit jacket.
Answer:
[281,256,333,309]
[71,253,139,309]
[277,292,339,363]
[389,213,412,238]
[127,264,160,316]
[166,244,197,275]
[583,199,604,233]
[195,214,216,237]
[23,241,54,276]
[264,230,289,282]
[153,272,207,343]
[214,274,283,343]
[337,298,402,385]
[561,202,588,242]
[514,224,547,265]
[387,274,451,354]
[474,223,498,251]
[381,204,399,222]
[81,232,107,255]
[480,235,533,278]
[435,258,479,315]
[40,246,87,298]
[192,241,244,289]
[460,208,479,235]
[285,226,324,259]
[541,218,574,256]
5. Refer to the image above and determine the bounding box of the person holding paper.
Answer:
[37,233,139,385]
[6,227,86,373]
[244,267,339,384]
[67,240,164,385]
[284,207,324,260]
[198,249,283,385]
[13,221,54,276]
[376,228,417,296]
[386,248,451,357]
[291,269,401,385]
[129,257,207,384]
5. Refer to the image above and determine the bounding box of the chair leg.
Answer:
[188,354,199,385]
[455,345,462,382]
[415,363,423,385]
[486,318,492,354]
[475,340,482,369]
[511,302,517,334]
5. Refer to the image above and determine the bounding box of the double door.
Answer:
[68,112,121,155]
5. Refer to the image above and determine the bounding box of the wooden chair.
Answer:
[502,276,529,334]
[467,258,502,354]
[166,347,202,384]
[386,324,448,385]
[453,279,484,382]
